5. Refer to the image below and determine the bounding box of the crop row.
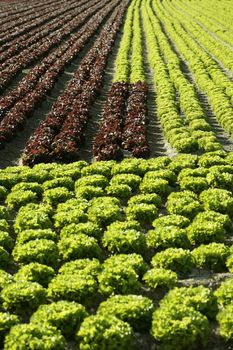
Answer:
[92,0,135,161]
[0,0,109,117]
[0,0,88,63]
[0,0,60,21]
[1,0,233,163]
[0,0,73,42]
[154,0,233,137]
[0,152,232,348]
[92,0,233,161]
[93,0,149,160]
[21,0,130,166]
[0,0,121,153]
[172,0,233,47]
[0,0,106,90]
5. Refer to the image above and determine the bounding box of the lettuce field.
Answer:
[0,0,233,349]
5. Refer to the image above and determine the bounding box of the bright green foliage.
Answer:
[6,190,38,209]
[179,176,208,193]
[47,274,98,303]
[160,286,217,318]
[77,315,134,350]
[103,223,143,254]
[42,177,74,191]
[193,211,232,231]
[0,173,21,189]
[4,324,66,350]
[43,187,74,206]
[172,137,198,153]
[31,300,88,337]
[226,253,233,272]
[151,303,209,350]
[214,278,233,307]
[206,169,233,190]
[34,163,63,172]
[56,198,89,213]
[75,185,104,200]
[47,260,100,303]
[192,243,229,271]
[11,182,43,195]
[58,233,101,261]
[0,185,7,200]
[88,197,121,227]
[113,0,136,82]
[104,220,141,232]
[49,168,80,181]
[0,206,9,220]
[60,222,102,240]
[217,303,233,340]
[166,191,202,218]
[13,262,55,287]
[151,248,194,274]
[1,281,46,314]
[198,153,227,168]
[102,226,146,253]
[0,270,12,292]
[2,154,233,346]
[0,219,9,232]
[147,226,190,249]
[128,193,162,207]
[0,312,19,342]
[125,203,158,225]
[143,169,176,185]
[143,268,178,289]
[12,239,58,266]
[199,188,233,214]
[140,178,170,196]
[98,254,147,295]
[152,214,190,229]
[98,264,141,295]
[208,165,233,175]
[53,209,87,229]
[49,161,86,179]
[102,253,148,276]
[177,167,208,181]
[110,174,141,191]
[75,175,108,190]
[97,294,154,331]
[16,229,57,245]
[58,258,101,277]
[130,0,145,82]
[111,158,148,176]
[18,168,49,183]
[0,231,14,250]
[106,184,132,199]
[147,156,171,170]
[189,119,211,132]
[187,221,226,245]
[169,154,198,173]
[81,161,114,178]
[14,203,52,233]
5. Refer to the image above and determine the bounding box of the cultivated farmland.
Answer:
[0,0,233,349]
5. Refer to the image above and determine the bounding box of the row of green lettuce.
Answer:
[0,151,232,348]
[142,0,225,153]
[153,0,233,139]
[113,0,145,83]
[1,281,233,349]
